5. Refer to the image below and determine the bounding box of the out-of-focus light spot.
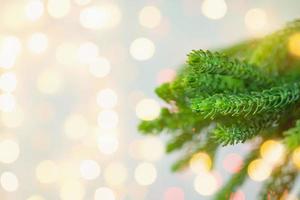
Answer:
[97,110,119,129]
[245,8,267,34]
[260,140,285,166]
[60,180,85,200]
[77,42,99,64]
[97,134,118,155]
[97,89,118,109]
[95,187,116,200]
[139,137,164,161]
[2,3,26,29]
[56,42,78,66]
[47,0,70,18]
[74,0,91,6]
[292,147,300,169]
[1,108,24,128]
[248,158,272,181]
[135,98,160,121]
[58,161,79,181]
[64,114,89,140]
[0,36,22,69]
[134,162,157,186]
[223,153,243,173]
[25,0,44,21]
[80,160,101,180]
[0,139,19,164]
[27,32,48,54]
[0,93,16,112]
[230,190,246,200]
[194,172,218,196]
[80,4,121,30]
[0,72,17,92]
[189,152,212,173]
[36,160,59,184]
[89,57,111,78]
[0,172,18,192]
[37,68,63,95]
[164,187,185,200]
[201,0,227,20]
[139,6,162,29]
[288,33,300,57]
[26,195,46,200]
[157,68,176,84]
[104,162,127,186]
[130,37,155,61]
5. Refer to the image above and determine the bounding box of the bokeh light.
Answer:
[163,187,185,200]
[95,187,116,200]
[104,162,128,186]
[1,108,24,128]
[288,32,300,57]
[79,160,101,180]
[36,160,59,184]
[260,140,285,166]
[189,152,212,173]
[0,171,18,192]
[223,153,243,173]
[245,8,267,35]
[194,172,218,196]
[292,147,300,169]
[77,42,99,64]
[89,57,111,78]
[56,42,78,66]
[130,37,155,61]
[59,180,85,200]
[0,93,16,112]
[64,114,89,140]
[74,0,91,6]
[26,195,46,200]
[0,72,17,92]
[0,139,19,164]
[47,0,70,18]
[97,110,119,129]
[97,89,118,109]
[134,162,157,186]
[135,98,160,121]
[201,0,227,20]
[27,32,48,54]
[247,158,272,181]
[139,6,162,29]
[0,36,22,69]
[97,134,119,155]
[37,68,63,95]
[139,137,164,161]
[25,0,44,21]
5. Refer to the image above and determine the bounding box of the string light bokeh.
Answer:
[0,0,299,199]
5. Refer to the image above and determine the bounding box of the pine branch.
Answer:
[284,120,300,150]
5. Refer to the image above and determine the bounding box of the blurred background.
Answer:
[0,0,299,199]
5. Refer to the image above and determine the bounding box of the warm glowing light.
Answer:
[0,139,19,164]
[79,160,101,180]
[201,0,227,20]
[135,98,160,121]
[1,108,24,128]
[77,42,99,64]
[222,153,243,173]
[248,158,272,181]
[134,162,157,186]
[27,32,48,54]
[164,187,185,200]
[97,89,118,109]
[288,33,300,57]
[74,0,91,6]
[47,0,70,18]
[97,110,119,129]
[130,38,155,61]
[0,72,17,92]
[139,137,164,161]
[37,68,63,94]
[95,187,116,200]
[60,180,85,200]
[0,36,22,69]
[194,172,218,196]
[56,42,78,66]
[189,152,212,173]
[25,0,44,21]
[80,4,121,30]
[97,134,119,155]
[245,8,267,34]
[157,68,176,84]
[139,6,162,29]
[36,160,59,184]
[260,140,285,166]
[26,195,46,200]
[292,147,300,169]
[89,57,111,78]
[104,162,127,186]
[64,114,89,140]
[0,172,18,192]
[0,93,16,112]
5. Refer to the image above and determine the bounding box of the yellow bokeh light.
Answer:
[0,139,19,164]
[0,93,16,112]
[194,172,218,196]
[64,114,89,140]
[139,6,162,29]
[201,0,227,20]
[60,180,85,200]
[97,110,119,129]
[97,134,119,155]
[79,160,101,180]
[104,162,128,186]
[260,140,285,166]
[56,42,78,66]
[288,33,300,57]
[74,0,91,6]
[26,195,45,200]
[25,0,44,21]
[77,42,99,64]
[189,152,212,173]
[79,4,121,30]
[0,36,22,69]
[95,187,116,200]
[0,72,17,92]
[135,98,160,121]
[292,147,300,169]
[58,161,79,181]
[1,108,24,128]
[134,162,157,186]
[245,8,267,34]
[89,57,111,78]
[248,158,272,181]
[47,0,70,18]
[27,32,48,54]
[139,137,164,161]
[97,89,118,109]
[37,68,63,95]
[36,160,59,184]
[0,172,18,192]
[130,37,155,61]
